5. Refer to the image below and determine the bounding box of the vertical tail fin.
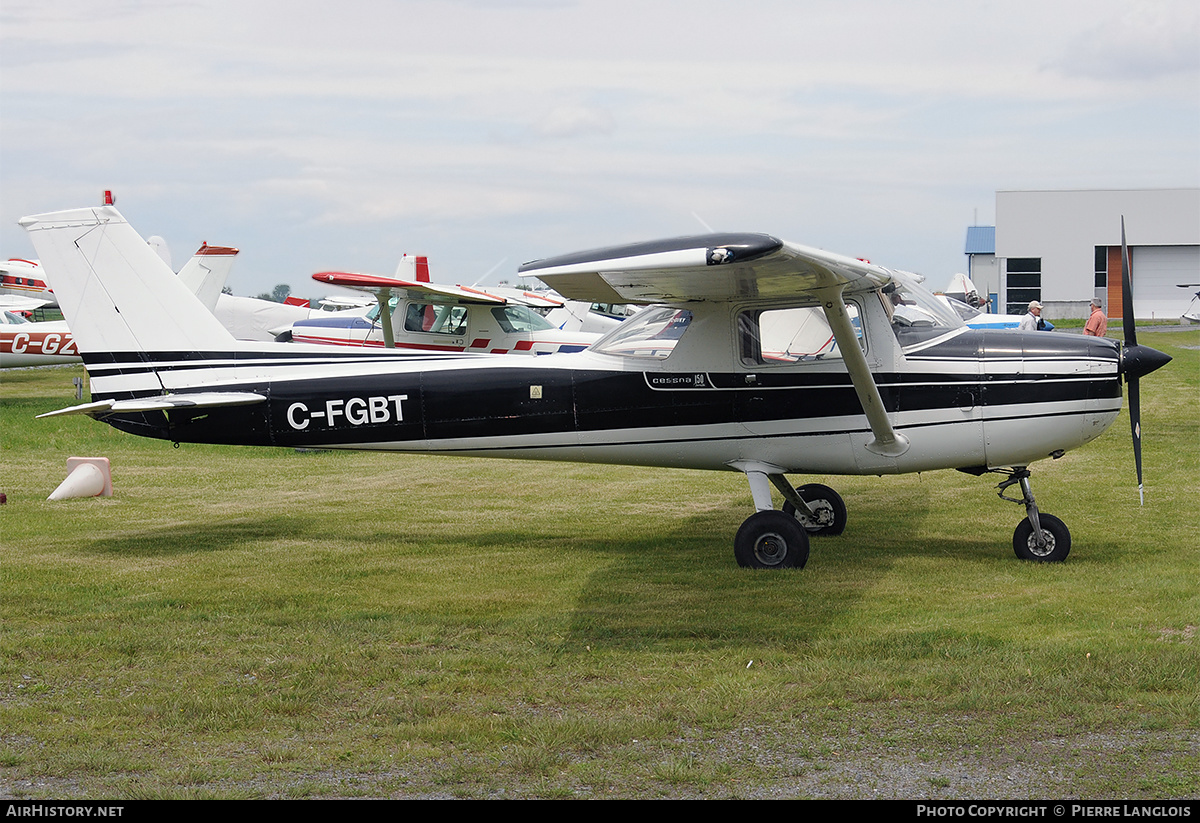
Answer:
[395,253,430,283]
[176,243,240,313]
[19,206,235,355]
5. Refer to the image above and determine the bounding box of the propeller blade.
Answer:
[1122,215,1142,504]
[1128,373,1143,506]
[1121,216,1136,349]
[1116,216,1173,506]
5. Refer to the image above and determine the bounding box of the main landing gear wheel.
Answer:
[1012,513,1071,563]
[734,511,810,569]
[781,483,847,536]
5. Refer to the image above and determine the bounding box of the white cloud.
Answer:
[2,0,1196,293]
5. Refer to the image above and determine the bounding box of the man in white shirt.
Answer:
[1018,300,1043,331]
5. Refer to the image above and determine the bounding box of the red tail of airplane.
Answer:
[395,254,429,283]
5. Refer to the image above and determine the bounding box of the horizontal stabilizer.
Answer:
[38,392,267,419]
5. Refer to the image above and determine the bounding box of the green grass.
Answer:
[1,337,1197,799]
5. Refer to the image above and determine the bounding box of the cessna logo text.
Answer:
[286,395,408,430]
[647,373,709,389]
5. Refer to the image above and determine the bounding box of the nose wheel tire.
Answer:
[1012,513,1071,562]
[735,511,810,569]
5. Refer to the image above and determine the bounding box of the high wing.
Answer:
[520,232,908,457]
[470,285,565,309]
[517,233,894,305]
[313,271,564,309]
[0,295,53,313]
[312,271,571,350]
[314,271,507,305]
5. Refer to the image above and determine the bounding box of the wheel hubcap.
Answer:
[1027,532,1055,557]
[754,532,788,565]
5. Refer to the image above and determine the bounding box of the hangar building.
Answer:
[963,189,1200,321]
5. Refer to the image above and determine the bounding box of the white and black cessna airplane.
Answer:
[24,204,1170,569]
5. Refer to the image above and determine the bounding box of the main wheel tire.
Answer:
[1012,513,1071,562]
[734,511,810,569]
[781,483,847,536]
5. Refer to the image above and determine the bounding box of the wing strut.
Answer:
[817,285,909,457]
[376,287,395,349]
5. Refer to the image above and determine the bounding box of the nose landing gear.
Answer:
[995,467,1071,562]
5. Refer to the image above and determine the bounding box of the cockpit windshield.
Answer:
[881,271,964,346]
[490,304,554,333]
[940,297,983,322]
[590,307,691,359]
[365,296,398,323]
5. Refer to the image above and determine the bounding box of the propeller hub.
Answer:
[1121,343,1172,380]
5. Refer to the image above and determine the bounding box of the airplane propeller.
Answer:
[1116,217,1173,505]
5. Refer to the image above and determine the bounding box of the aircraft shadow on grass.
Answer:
[561,493,1012,649]
[80,517,312,557]
[71,489,1012,650]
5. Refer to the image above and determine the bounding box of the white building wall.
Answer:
[995,189,1200,318]
[968,253,1000,308]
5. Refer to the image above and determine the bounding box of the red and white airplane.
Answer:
[0,258,56,308]
[285,254,602,355]
[25,204,1170,568]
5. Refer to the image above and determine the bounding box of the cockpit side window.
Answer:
[403,303,469,335]
[738,303,863,366]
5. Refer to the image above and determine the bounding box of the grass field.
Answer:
[1,333,1197,799]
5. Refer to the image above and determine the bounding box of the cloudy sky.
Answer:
[2,0,1197,299]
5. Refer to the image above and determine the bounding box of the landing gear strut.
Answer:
[995,467,1071,562]
[733,466,848,569]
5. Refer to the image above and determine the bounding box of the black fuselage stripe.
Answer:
[95,360,1120,450]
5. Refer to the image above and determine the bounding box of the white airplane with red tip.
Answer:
[0,258,56,308]
[25,204,1171,569]
[285,254,601,355]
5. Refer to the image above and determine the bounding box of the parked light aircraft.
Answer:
[0,294,53,315]
[937,272,1051,331]
[286,268,601,355]
[0,242,238,368]
[0,258,56,307]
[25,205,1170,568]
[936,295,1054,331]
[0,309,76,366]
[1180,284,1200,325]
